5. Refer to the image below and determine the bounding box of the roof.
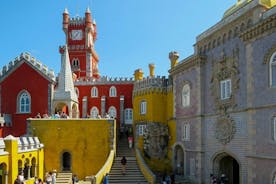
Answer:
[0,52,56,83]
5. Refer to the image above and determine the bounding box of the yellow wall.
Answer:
[28,119,115,179]
[133,79,176,173]
[0,136,44,184]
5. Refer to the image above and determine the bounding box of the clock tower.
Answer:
[62,7,100,79]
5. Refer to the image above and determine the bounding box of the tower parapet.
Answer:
[133,76,170,97]
[74,76,134,85]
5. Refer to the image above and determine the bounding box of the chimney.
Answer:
[169,51,179,68]
[134,69,144,81]
[149,63,155,77]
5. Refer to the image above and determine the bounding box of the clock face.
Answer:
[71,30,83,40]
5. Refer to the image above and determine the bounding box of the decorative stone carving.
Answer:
[214,115,236,144]
[143,123,169,159]
[210,48,240,114]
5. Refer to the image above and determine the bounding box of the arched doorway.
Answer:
[174,145,184,175]
[0,163,7,184]
[62,152,71,171]
[213,153,239,184]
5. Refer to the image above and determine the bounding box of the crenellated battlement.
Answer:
[69,17,85,26]
[133,76,172,96]
[0,135,43,155]
[0,52,55,81]
[74,76,134,85]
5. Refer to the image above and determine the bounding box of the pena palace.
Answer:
[0,1,276,183]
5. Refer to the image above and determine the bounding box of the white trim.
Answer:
[269,52,276,87]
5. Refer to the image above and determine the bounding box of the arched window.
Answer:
[240,23,245,32]
[228,30,232,40]
[91,87,98,97]
[75,87,79,97]
[71,58,80,70]
[273,173,276,184]
[90,107,99,118]
[109,86,117,97]
[108,106,117,118]
[182,84,190,107]
[17,91,31,113]
[270,52,276,87]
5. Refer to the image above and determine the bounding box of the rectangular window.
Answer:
[125,109,133,124]
[140,101,147,115]
[220,79,231,100]
[273,118,276,141]
[182,124,190,141]
[138,125,146,136]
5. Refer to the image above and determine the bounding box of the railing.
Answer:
[87,150,115,184]
[135,148,156,184]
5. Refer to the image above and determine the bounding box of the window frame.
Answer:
[109,86,117,97]
[269,52,276,88]
[17,91,31,114]
[220,79,232,100]
[108,106,117,118]
[182,84,190,107]
[138,124,146,136]
[91,86,98,98]
[90,107,99,118]
[140,101,147,115]
[124,108,133,124]
[182,123,190,141]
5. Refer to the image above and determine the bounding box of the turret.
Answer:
[63,8,69,32]
[134,69,144,81]
[149,63,155,77]
[85,7,92,29]
[169,51,179,68]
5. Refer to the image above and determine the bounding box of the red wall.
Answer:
[76,83,133,125]
[0,62,52,137]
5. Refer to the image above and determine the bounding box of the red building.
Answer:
[64,8,134,127]
[0,7,134,137]
[0,53,56,136]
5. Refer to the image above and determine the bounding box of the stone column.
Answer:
[34,164,37,177]
[4,171,8,184]
[101,96,106,117]
[120,96,124,127]
[27,165,31,179]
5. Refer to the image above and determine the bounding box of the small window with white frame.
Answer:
[109,86,117,97]
[140,101,147,115]
[273,117,276,141]
[138,124,146,136]
[182,123,190,141]
[108,106,117,118]
[182,83,190,107]
[90,107,99,118]
[17,90,31,113]
[125,108,133,124]
[220,79,231,100]
[270,52,276,87]
[91,87,98,97]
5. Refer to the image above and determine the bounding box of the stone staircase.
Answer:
[107,135,148,184]
[55,172,72,184]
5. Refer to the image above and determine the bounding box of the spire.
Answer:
[86,7,91,13]
[54,45,78,103]
[64,8,69,14]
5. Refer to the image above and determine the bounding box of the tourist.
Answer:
[36,113,41,118]
[72,174,79,184]
[121,156,127,175]
[45,172,52,184]
[52,170,57,184]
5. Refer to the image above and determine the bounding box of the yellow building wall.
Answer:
[133,84,176,173]
[28,119,115,180]
[0,137,44,184]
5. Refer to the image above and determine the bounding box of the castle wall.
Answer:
[28,119,115,179]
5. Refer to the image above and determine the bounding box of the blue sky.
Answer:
[0,0,236,78]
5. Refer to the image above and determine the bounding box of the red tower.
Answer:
[63,7,99,79]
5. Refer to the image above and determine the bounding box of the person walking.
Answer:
[121,156,127,175]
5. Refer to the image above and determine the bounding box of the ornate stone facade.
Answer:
[170,1,276,183]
